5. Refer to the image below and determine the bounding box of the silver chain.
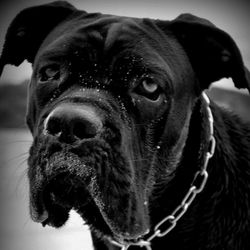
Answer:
[110,92,216,250]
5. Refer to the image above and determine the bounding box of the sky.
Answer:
[0,0,249,90]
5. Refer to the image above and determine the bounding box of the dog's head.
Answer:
[1,1,249,244]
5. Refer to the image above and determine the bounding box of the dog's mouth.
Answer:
[30,171,95,228]
[29,151,93,225]
[29,150,114,236]
[28,140,150,243]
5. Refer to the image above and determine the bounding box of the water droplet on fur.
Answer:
[132,98,136,106]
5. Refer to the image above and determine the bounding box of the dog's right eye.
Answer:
[39,65,60,83]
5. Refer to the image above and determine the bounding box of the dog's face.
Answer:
[0,1,249,245]
[27,13,197,241]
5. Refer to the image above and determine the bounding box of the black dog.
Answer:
[1,1,250,249]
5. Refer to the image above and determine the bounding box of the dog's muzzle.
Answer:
[28,93,150,242]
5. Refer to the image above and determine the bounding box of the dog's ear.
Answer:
[165,14,250,93]
[0,1,77,76]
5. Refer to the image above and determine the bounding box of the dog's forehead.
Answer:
[36,13,164,62]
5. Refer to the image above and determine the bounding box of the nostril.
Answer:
[45,116,62,136]
[72,119,99,140]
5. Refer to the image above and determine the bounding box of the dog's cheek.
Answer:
[155,105,193,181]
[132,97,168,124]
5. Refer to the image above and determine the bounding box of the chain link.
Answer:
[110,92,216,250]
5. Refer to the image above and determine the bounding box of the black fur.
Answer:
[1,2,250,249]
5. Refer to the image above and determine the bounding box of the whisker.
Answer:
[0,140,32,145]
[0,152,29,168]
[15,166,29,195]
[22,217,31,229]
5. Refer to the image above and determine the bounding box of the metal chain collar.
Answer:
[110,92,216,250]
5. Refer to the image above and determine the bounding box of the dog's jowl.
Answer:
[1,1,250,250]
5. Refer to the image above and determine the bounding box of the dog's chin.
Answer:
[29,151,150,243]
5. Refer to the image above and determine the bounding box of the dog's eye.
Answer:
[39,65,60,82]
[134,77,162,101]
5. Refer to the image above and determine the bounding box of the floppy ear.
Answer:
[166,14,250,93]
[0,1,77,76]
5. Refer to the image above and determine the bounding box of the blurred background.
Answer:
[0,0,249,250]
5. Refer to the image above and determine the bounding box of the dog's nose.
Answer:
[44,104,102,143]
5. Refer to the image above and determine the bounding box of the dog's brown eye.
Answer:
[39,65,60,82]
[135,77,162,101]
[142,79,158,93]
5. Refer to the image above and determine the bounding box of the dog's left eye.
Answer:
[39,65,60,83]
[134,77,162,101]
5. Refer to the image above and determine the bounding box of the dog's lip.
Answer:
[29,187,49,224]
[30,175,151,240]
[30,181,75,227]
[30,180,150,241]
[30,188,151,243]
[30,203,49,223]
